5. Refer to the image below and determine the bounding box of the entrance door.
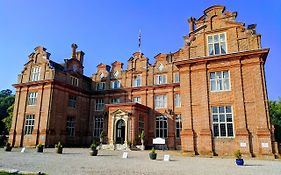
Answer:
[116,119,125,144]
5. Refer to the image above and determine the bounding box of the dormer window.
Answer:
[133,75,141,87]
[207,33,227,56]
[30,67,41,81]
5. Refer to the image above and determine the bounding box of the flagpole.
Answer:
[138,29,141,53]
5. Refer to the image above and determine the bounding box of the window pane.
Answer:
[214,43,220,55]
[218,79,223,90]
[226,106,232,113]
[213,124,219,136]
[213,115,218,122]
[219,107,225,113]
[220,33,225,42]
[208,36,213,43]
[224,79,229,90]
[216,72,222,78]
[219,114,225,122]
[227,124,234,137]
[226,114,232,122]
[214,35,219,42]
[220,124,226,136]
[210,72,215,79]
[221,43,226,54]
[208,44,214,55]
[212,107,218,113]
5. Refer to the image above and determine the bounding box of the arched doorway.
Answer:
[116,119,125,144]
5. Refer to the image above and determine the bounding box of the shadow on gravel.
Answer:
[243,164,263,167]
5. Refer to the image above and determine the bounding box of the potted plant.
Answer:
[99,131,104,144]
[90,143,98,156]
[36,144,44,153]
[4,142,12,151]
[149,147,157,160]
[234,150,244,166]
[55,142,63,154]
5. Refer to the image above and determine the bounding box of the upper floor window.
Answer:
[30,67,41,81]
[27,92,38,106]
[155,95,167,108]
[66,116,75,136]
[96,99,104,111]
[210,71,230,91]
[133,75,141,87]
[133,97,141,104]
[24,114,35,135]
[174,94,181,107]
[96,82,106,91]
[155,74,167,85]
[211,106,234,138]
[111,80,120,89]
[70,76,79,87]
[207,33,227,56]
[111,98,120,104]
[174,72,180,83]
[175,114,182,139]
[68,95,77,108]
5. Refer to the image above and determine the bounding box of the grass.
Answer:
[0,171,46,175]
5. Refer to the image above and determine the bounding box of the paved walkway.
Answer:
[0,148,280,175]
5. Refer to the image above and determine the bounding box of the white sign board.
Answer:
[163,154,170,161]
[122,152,128,159]
[261,142,269,148]
[153,137,165,145]
[240,142,247,148]
[21,147,25,153]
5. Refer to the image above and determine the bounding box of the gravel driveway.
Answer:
[0,148,280,175]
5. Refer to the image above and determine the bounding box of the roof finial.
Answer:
[138,29,141,53]
[71,43,78,59]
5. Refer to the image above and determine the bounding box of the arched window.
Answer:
[155,116,168,138]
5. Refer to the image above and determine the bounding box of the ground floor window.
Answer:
[175,114,182,139]
[156,116,168,138]
[24,114,35,135]
[211,106,234,137]
[94,116,104,137]
[138,114,144,134]
[66,116,75,136]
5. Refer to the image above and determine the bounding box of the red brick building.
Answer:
[9,5,277,157]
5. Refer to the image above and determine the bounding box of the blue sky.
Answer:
[0,0,280,100]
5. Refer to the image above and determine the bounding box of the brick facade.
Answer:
[9,5,277,157]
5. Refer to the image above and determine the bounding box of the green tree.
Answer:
[0,89,15,134]
[2,104,14,132]
[269,98,281,142]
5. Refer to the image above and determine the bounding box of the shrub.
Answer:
[234,150,242,159]
[90,143,97,150]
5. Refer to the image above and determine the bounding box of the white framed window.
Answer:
[96,82,106,91]
[133,75,141,87]
[174,94,181,107]
[27,92,38,106]
[138,114,144,134]
[155,74,167,85]
[174,72,180,83]
[211,106,234,138]
[95,99,104,111]
[30,67,41,81]
[24,114,35,135]
[175,114,182,139]
[210,71,230,91]
[68,95,77,108]
[70,76,79,87]
[207,33,227,56]
[155,95,167,108]
[66,116,75,136]
[156,116,168,138]
[111,98,120,104]
[133,97,141,104]
[111,80,120,89]
[93,116,104,137]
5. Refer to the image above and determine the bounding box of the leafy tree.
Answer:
[0,89,15,134]
[269,98,281,142]
[2,104,14,132]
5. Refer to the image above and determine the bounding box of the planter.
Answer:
[4,146,12,152]
[90,149,98,156]
[149,152,157,160]
[235,159,244,166]
[56,147,63,154]
[37,147,43,153]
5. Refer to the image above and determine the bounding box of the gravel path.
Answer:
[0,148,280,175]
